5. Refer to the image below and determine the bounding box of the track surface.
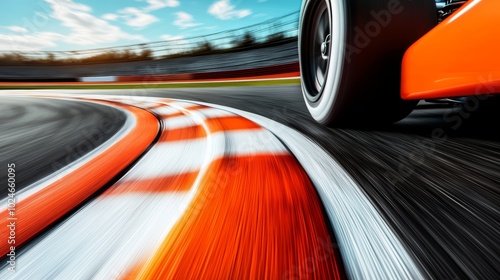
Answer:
[0,97,125,197]
[2,86,500,279]
[67,86,500,279]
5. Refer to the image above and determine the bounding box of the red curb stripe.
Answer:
[0,101,159,255]
[130,154,342,280]
[206,116,261,133]
[160,125,207,142]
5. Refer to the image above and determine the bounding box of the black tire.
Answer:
[299,0,437,126]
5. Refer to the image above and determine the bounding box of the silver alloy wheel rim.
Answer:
[303,0,331,102]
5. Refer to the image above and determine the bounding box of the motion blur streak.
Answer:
[188,101,426,279]
[0,101,159,256]
[1,95,342,279]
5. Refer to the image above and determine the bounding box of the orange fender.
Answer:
[401,0,500,100]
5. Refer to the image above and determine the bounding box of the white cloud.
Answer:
[0,0,145,51]
[0,0,187,52]
[45,0,92,13]
[3,26,29,33]
[104,0,179,28]
[0,33,60,51]
[102,13,118,21]
[160,34,184,41]
[118,7,159,28]
[44,0,144,45]
[144,0,180,12]
[173,12,201,29]
[253,13,267,18]
[192,25,218,32]
[208,0,251,20]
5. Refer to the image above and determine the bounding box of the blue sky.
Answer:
[0,0,301,52]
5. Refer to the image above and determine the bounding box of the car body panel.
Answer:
[401,0,500,100]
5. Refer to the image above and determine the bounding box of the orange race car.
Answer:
[298,0,498,126]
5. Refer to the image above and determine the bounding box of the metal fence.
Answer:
[0,11,299,63]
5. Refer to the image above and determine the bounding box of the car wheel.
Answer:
[299,0,437,126]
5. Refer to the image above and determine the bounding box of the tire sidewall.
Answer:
[299,0,347,124]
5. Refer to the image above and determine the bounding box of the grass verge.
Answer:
[0,78,300,90]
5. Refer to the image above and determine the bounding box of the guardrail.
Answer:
[0,11,299,65]
[0,41,299,80]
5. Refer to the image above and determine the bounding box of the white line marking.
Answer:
[153,106,181,116]
[162,114,200,129]
[124,139,207,180]
[195,107,236,118]
[165,101,199,108]
[0,193,191,280]
[212,130,288,157]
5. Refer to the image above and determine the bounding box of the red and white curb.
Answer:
[0,92,424,279]
[1,94,340,279]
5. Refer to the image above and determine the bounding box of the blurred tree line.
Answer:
[0,31,295,66]
[0,48,153,66]
[168,31,295,58]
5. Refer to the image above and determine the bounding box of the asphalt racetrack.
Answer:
[0,97,125,197]
[2,86,500,279]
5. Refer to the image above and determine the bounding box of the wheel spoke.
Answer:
[317,15,325,40]
[321,13,329,34]
[315,55,326,88]
[316,65,324,84]
[316,31,323,45]
[317,54,327,69]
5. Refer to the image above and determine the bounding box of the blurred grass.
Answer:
[0,78,300,90]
